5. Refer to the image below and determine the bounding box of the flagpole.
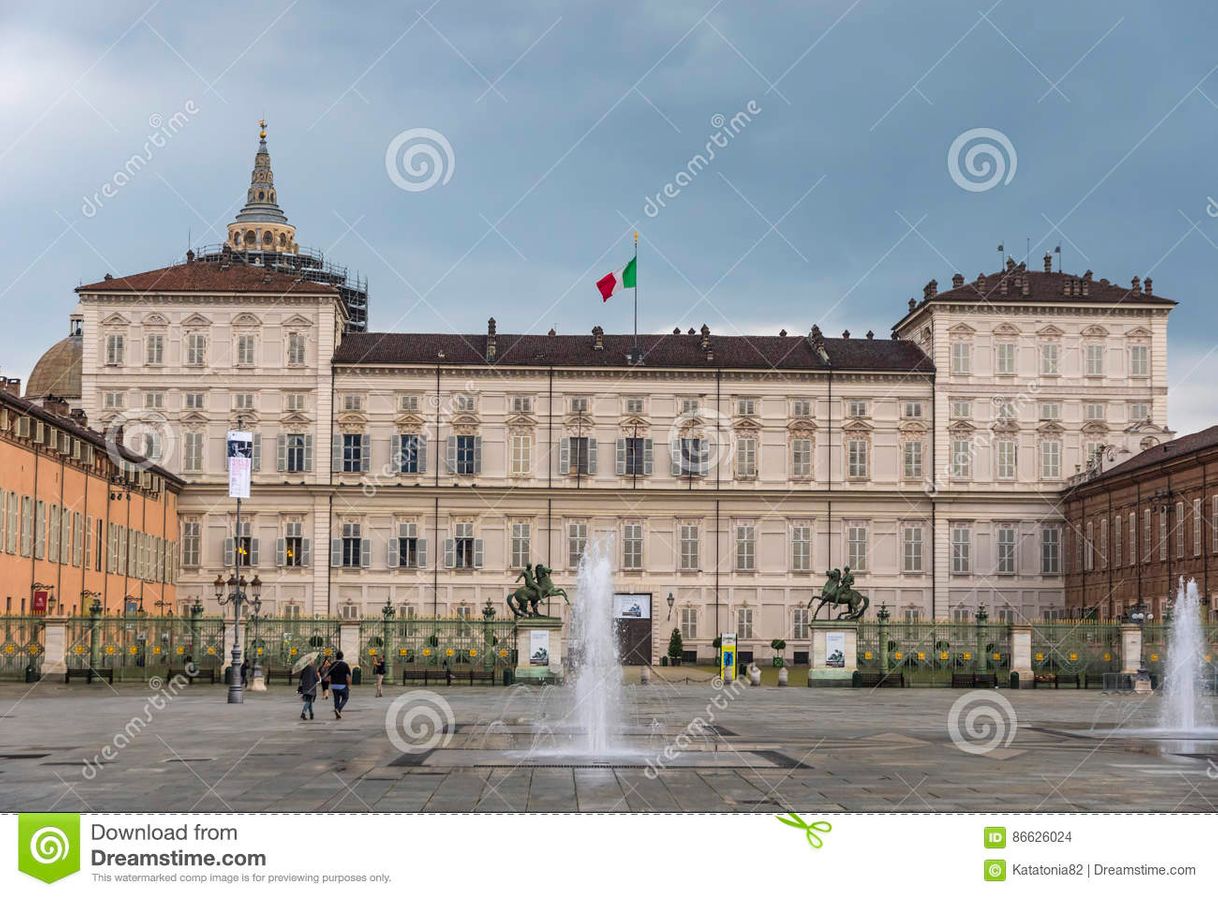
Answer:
[632,231,639,362]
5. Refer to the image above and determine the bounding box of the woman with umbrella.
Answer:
[296,656,320,721]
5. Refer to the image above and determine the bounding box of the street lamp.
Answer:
[213,572,262,703]
[666,592,675,620]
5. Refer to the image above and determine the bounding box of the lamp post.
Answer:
[381,598,395,682]
[1127,599,1153,691]
[213,572,262,704]
[666,592,675,621]
[248,596,266,691]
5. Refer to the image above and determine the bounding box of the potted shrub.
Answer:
[667,628,684,667]
[770,638,787,668]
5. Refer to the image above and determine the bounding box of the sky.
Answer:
[2,0,1217,433]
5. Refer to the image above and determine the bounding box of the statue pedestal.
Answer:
[514,617,564,684]
[40,616,68,678]
[1009,625,1033,688]
[807,622,857,687]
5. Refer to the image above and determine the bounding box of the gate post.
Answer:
[340,622,361,680]
[1120,623,1142,675]
[1009,624,1033,688]
[41,616,68,679]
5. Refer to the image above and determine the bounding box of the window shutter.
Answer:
[418,436,428,473]
[360,538,371,567]
[331,538,342,567]
[670,438,681,476]
[275,538,286,567]
[252,434,262,472]
[444,538,455,568]
[360,434,371,472]
[616,438,626,475]
[388,535,399,568]
[699,439,710,474]
[588,439,598,475]
[417,538,428,568]
[473,436,483,474]
[446,436,457,473]
[332,437,343,473]
[391,435,403,473]
[643,438,654,475]
[473,538,484,568]
[276,435,287,472]
[249,538,260,568]
[301,538,311,566]
[302,435,313,472]
[560,437,570,474]
[223,538,234,567]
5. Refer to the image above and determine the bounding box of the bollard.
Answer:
[639,665,651,685]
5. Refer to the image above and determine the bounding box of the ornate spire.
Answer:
[226,120,297,253]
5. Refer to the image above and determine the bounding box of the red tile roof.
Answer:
[334,330,934,373]
[77,260,338,295]
[1077,425,1218,487]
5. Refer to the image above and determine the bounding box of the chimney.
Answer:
[69,408,88,428]
[999,275,1008,296]
[592,325,604,351]
[1144,277,1153,296]
[841,329,850,339]
[486,317,497,361]
[976,274,986,290]
[547,328,556,337]
[41,396,69,417]
[1005,257,1016,272]
[185,249,195,263]
[779,328,787,337]
[908,297,917,312]
[1021,279,1030,297]
[1043,252,1052,273]
[951,273,964,288]
[866,330,874,340]
[699,323,710,351]
[923,280,937,299]
[672,327,681,335]
[103,273,113,281]
[0,378,20,396]
[1131,276,1141,295]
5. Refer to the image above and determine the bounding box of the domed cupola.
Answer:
[226,120,298,254]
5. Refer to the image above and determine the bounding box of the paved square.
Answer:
[1,680,1215,812]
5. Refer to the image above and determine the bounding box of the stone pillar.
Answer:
[514,617,564,683]
[807,622,857,687]
[1120,623,1143,675]
[1009,624,1033,688]
[41,616,68,678]
[339,622,361,676]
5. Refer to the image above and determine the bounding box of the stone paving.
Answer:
[1,679,1216,812]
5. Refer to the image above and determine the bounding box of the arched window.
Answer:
[244,230,255,245]
[257,190,265,201]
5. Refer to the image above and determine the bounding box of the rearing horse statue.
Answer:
[808,566,869,621]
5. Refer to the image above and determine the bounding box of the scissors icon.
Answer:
[775,813,832,848]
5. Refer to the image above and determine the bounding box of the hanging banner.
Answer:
[826,631,846,668]
[613,594,651,619]
[226,430,253,499]
[31,589,49,615]
[529,630,550,666]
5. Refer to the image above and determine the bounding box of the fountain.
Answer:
[568,536,625,754]
[1158,578,1214,733]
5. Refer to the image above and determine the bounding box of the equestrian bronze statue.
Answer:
[507,563,570,618]
[808,566,869,621]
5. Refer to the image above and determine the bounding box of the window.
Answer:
[736,398,756,416]
[454,394,477,413]
[1114,514,1123,567]
[1129,511,1137,566]
[736,607,754,640]
[792,437,813,478]
[1085,343,1105,377]
[673,437,708,477]
[47,504,59,563]
[735,522,755,571]
[141,391,164,410]
[736,436,757,478]
[1084,403,1105,421]
[569,397,589,414]
[680,398,699,415]
[183,432,204,472]
[1144,508,1152,562]
[622,522,643,570]
[1159,509,1168,561]
[618,437,651,476]
[792,399,812,418]
[1039,402,1061,421]
[679,522,699,571]
[399,394,420,413]
[342,433,369,473]
[186,332,206,366]
[233,393,255,411]
[341,394,364,413]
[950,524,971,574]
[994,397,1017,422]
[105,333,125,366]
[995,439,1017,480]
[280,433,312,473]
[73,512,84,567]
[950,341,971,375]
[103,391,124,410]
[448,435,481,475]
[951,437,972,479]
[1129,344,1149,378]
[680,607,698,640]
[1194,499,1202,557]
[396,434,425,474]
[791,523,811,572]
[1040,342,1059,375]
[792,607,809,640]
[902,441,923,480]
[1084,521,1094,571]
[902,401,924,419]
[995,342,1016,374]
[511,522,531,569]
[568,522,587,569]
[846,399,867,418]
[282,520,308,568]
[1176,501,1185,559]
[561,436,595,475]
[1039,440,1061,479]
[846,524,867,570]
[287,332,306,366]
[33,500,45,559]
[236,333,256,366]
[1129,402,1150,423]
[448,525,481,569]
[280,392,305,413]
[846,438,868,479]
[623,397,643,414]
[145,333,163,365]
[996,526,1016,574]
[1214,497,1218,554]
[950,400,972,419]
[902,525,923,573]
[509,433,530,476]
[184,392,205,411]
[179,519,200,567]
[339,522,365,568]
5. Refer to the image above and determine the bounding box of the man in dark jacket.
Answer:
[298,662,319,720]
[328,651,352,719]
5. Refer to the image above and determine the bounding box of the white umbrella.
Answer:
[292,651,319,674]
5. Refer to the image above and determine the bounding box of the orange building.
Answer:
[0,379,182,616]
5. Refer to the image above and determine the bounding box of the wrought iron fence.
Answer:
[0,617,44,681]
[1030,620,1120,684]
[361,617,516,674]
[857,621,1011,685]
[257,617,340,681]
[63,615,227,680]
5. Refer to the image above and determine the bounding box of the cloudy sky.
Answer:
[3,1,1217,432]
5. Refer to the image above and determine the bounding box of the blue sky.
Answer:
[3,0,1217,431]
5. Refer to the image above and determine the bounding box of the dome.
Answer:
[26,333,82,401]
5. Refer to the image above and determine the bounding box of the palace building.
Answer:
[29,125,1181,661]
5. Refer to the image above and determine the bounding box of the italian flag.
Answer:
[596,256,636,301]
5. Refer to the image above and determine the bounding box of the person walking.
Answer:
[373,654,386,697]
[318,656,332,700]
[297,661,319,720]
[328,651,352,719]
